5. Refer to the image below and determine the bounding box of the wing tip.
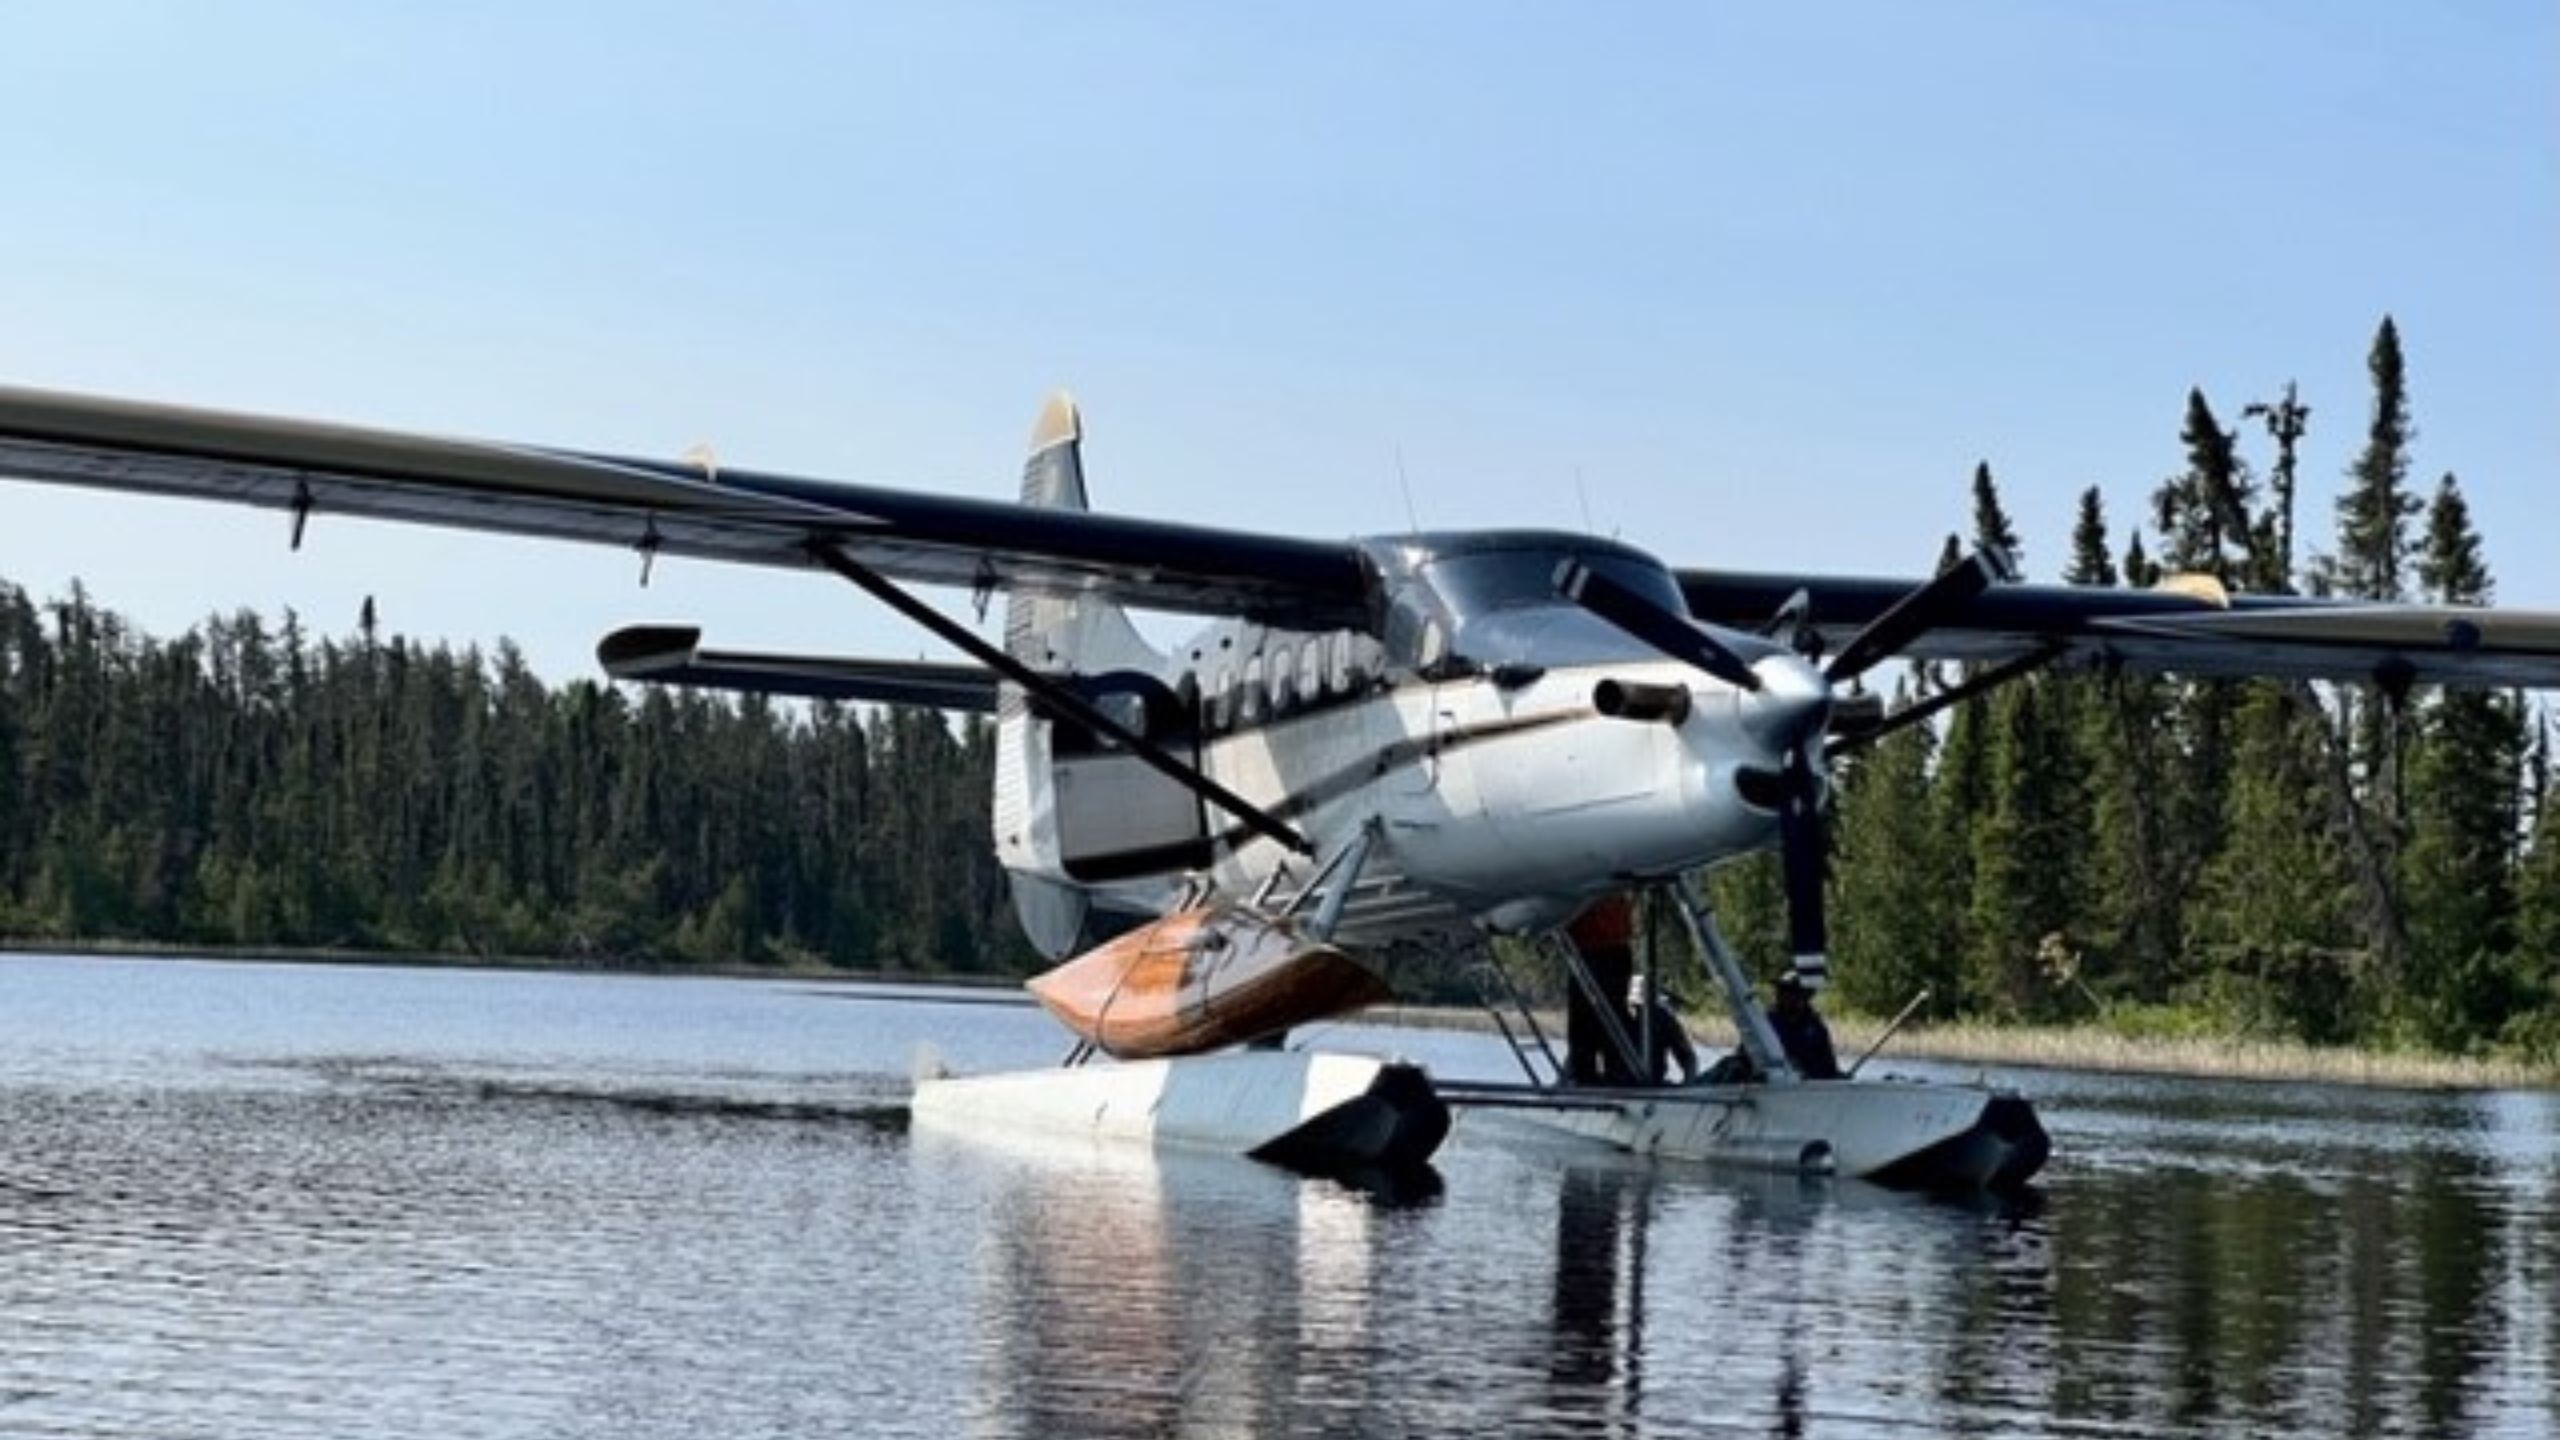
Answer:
[1030,390,1082,453]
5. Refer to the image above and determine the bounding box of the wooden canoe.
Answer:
[1025,905,1392,1059]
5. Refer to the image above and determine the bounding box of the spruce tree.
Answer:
[1965,676,2087,1018]
[1971,462,2022,573]
[1936,469,2026,1001]
[2083,656,2177,999]
[2321,317,2422,998]
[2122,531,2158,589]
[1830,686,1956,1016]
[2154,389,2256,584]
[2189,683,2359,1040]
[1706,852,1789,981]
[2335,318,2419,602]
[2509,738,2560,1056]
[2066,488,2117,587]
[2398,474,2526,1048]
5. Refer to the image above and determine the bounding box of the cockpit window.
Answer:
[1368,541,1730,675]
[1423,548,1688,619]
[1417,618,1447,670]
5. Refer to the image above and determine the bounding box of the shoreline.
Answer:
[11,939,2552,1090]
[1363,1003,2560,1092]
[0,936,1022,989]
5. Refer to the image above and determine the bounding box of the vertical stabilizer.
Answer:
[994,393,1167,956]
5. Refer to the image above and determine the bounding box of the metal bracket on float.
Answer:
[1280,826,1374,942]
[805,541,1312,856]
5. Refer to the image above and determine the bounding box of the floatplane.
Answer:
[9,384,2560,1190]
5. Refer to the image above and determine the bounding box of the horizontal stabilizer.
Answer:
[597,626,998,711]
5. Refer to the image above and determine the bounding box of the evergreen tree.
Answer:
[1970,462,2022,573]
[2066,488,2117,587]
[2082,656,2178,999]
[2153,389,2257,584]
[1705,852,1788,982]
[2509,742,2560,1058]
[1934,466,2029,1005]
[2321,317,2423,996]
[1966,677,2085,1017]
[2122,531,2158,589]
[2188,684,2358,1039]
[1830,687,1955,1016]
[2334,317,2419,602]
[2397,474,2526,1048]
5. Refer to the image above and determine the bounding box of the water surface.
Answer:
[2,954,2552,1438]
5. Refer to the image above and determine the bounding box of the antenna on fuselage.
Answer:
[1574,465,1595,534]
[1395,445,1420,536]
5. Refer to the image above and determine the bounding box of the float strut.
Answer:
[1549,931,1647,1086]
[1669,879,1794,1081]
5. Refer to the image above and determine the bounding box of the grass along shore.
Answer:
[1365,1003,2560,1091]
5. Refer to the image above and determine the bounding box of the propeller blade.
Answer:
[1823,546,2008,685]
[1823,642,2063,760]
[1776,742,1830,989]
[1555,559,1763,692]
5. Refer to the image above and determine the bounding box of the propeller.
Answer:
[1557,547,2009,996]
[1822,547,2009,684]
[1554,559,1762,693]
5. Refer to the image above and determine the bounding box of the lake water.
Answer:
[2,954,2553,1439]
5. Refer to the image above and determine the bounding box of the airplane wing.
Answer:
[12,381,2556,691]
[1679,568,2560,689]
[597,626,999,710]
[0,384,1371,630]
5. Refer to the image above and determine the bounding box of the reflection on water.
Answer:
[0,954,2553,1438]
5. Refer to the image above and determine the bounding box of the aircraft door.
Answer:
[1053,676,1212,883]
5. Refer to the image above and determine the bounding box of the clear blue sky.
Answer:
[1,3,2552,679]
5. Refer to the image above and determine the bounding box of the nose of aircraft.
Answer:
[1736,651,1832,755]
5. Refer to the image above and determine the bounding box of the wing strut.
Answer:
[1824,642,2067,759]
[805,541,1314,857]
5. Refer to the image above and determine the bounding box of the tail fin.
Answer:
[994,393,1166,956]
[1000,393,1163,673]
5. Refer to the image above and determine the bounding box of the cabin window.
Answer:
[1097,690,1146,735]
[1239,656,1266,725]
[1299,638,1324,700]
[1270,656,1295,714]
[1209,663,1234,732]
[1330,632,1357,693]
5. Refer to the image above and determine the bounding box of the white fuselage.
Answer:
[1008,619,1820,946]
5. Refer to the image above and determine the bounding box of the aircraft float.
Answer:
[11,384,2560,1191]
